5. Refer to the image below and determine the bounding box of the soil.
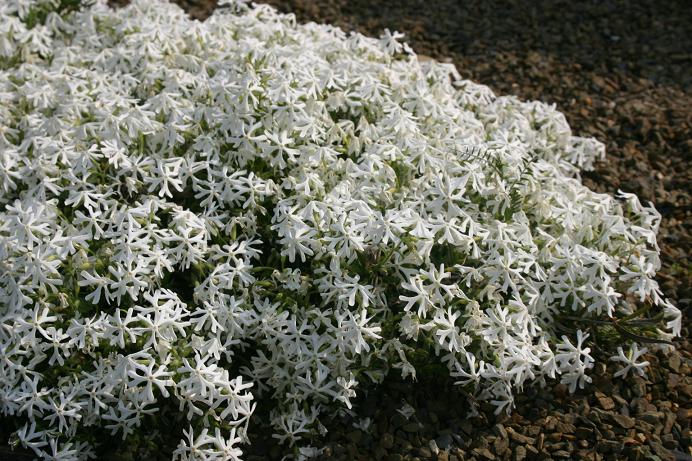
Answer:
[3,1,689,460]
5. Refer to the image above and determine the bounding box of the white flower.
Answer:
[126,357,175,402]
[555,330,594,393]
[334,274,375,308]
[451,353,486,389]
[399,275,434,318]
[173,426,214,461]
[428,306,468,352]
[610,343,650,378]
[399,313,422,341]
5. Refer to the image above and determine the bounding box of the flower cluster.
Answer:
[0,0,681,459]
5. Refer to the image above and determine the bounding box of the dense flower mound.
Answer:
[0,0,682,459]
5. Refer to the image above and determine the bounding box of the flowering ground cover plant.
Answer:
[0,0,683,459]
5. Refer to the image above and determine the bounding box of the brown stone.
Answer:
[513,446,526,461]
[471,447,495,460]
[595,392,615,411]
[506,428,535,445]
[612,414,635,429]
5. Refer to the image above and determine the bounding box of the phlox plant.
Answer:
[0,0,682,459]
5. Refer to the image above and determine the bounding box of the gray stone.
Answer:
[493,424,508,439]
[436,434,453,450]
[428,439,440,455]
